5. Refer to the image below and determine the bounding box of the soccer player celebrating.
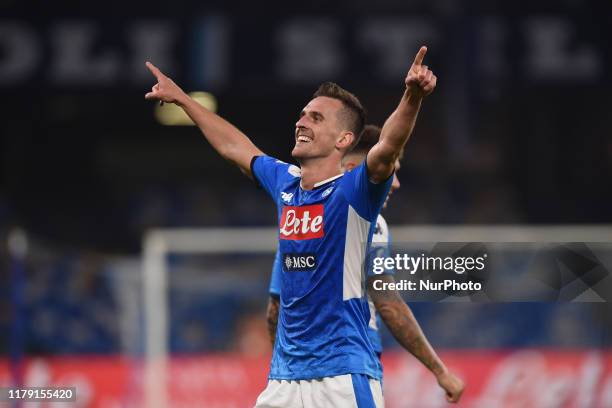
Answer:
[266,125,395,351]
[145,46,458,406]
[266,125,464,404]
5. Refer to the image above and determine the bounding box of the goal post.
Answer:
[141,224,612,407]
[142,227,279,408]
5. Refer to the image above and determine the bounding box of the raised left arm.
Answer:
[367,46,437,183]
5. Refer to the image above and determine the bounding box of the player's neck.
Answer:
[299,158,343,191]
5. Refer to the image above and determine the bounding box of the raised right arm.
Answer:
[144,62,264,178]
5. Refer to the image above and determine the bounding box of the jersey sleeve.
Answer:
[251,155,300,200]
[340,160,393,222]
[269,249,282,297]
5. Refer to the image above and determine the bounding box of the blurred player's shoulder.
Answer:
[372,214,389,243]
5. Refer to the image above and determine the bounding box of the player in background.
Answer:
[145,46,461,406]
[266,125,464,402]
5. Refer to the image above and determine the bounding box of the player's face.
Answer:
[383,159,401,209]
[292,97,346,161]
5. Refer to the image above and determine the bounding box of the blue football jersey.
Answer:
[252,155,392,381]
[270,213,394,379]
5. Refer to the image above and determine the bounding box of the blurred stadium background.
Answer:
[1,0,612,406]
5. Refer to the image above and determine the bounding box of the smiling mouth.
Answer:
[296,134,313,143]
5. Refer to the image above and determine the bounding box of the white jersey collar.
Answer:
[305,173,344,189]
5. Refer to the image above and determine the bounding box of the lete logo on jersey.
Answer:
[279,204,324,240]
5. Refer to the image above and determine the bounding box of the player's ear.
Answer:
[336,131,355,151]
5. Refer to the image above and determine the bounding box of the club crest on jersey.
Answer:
[283,253,317,271]
[279,204,324,240]
[321,187,334,198]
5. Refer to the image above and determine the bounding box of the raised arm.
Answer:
[367,275,464,403]
[367,46,437,183]
[144,62,264,178]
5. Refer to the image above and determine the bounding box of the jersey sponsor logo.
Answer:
[283,253,317,271]
[279,204,324,240]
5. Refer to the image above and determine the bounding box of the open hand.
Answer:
[405,46,437,98]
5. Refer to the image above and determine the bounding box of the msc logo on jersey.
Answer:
[321,187,334,198]
[279,204,324,240]
[283,253,317,271]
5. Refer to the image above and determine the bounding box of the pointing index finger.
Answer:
[145,61,163,80]
[413,46,428,66]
